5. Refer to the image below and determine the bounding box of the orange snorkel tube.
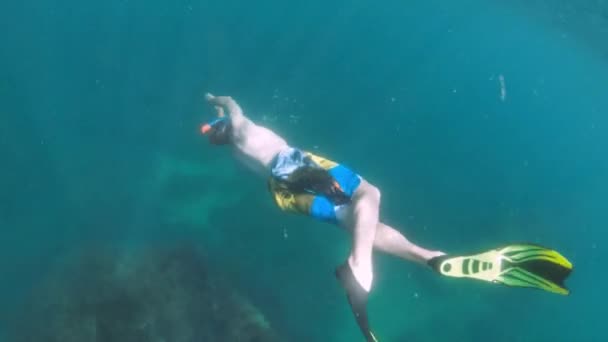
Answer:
[200,117,225,135]
[201,123,212,134]
[200,117,232,145]
[201,104,226,135]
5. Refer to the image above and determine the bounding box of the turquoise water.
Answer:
[1,0,606,341]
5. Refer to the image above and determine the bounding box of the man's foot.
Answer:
[426,250,447,270]
[428,250,446,260]
[348,256,373,292]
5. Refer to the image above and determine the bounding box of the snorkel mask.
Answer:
[201,117,232,145]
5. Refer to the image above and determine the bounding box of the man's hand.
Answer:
[214,106,225,118]
[204,92,216,103]
[205,93,234,107]
[203,93,221,117]
[204,92,245,126]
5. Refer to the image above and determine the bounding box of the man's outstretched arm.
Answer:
[205,93,248,129]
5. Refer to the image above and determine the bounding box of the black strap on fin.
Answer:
[427,255,450,273]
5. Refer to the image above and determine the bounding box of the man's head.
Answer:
[201,117,232,145]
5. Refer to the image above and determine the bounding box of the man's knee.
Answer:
[358,181,381,204]
[368,184,381,203]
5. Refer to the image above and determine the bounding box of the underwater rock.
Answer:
[9,243,280,342]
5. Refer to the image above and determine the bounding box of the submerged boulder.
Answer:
[10,243,280,342]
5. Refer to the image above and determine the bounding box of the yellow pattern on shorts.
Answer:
[307,153,338,170]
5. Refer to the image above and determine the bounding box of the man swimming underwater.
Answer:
[201,93,573,342]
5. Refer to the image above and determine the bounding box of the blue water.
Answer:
[1,0,607,341]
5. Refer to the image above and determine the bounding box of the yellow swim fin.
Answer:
[428,243,573,295]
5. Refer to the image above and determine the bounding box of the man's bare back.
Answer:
[205,93,288,176]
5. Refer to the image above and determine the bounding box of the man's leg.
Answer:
[373,222,445,264]
[334,179,382,341]
[343,180,445,289]
[347,180,381,292]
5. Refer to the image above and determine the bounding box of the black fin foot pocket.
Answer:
[335,262,378,342]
